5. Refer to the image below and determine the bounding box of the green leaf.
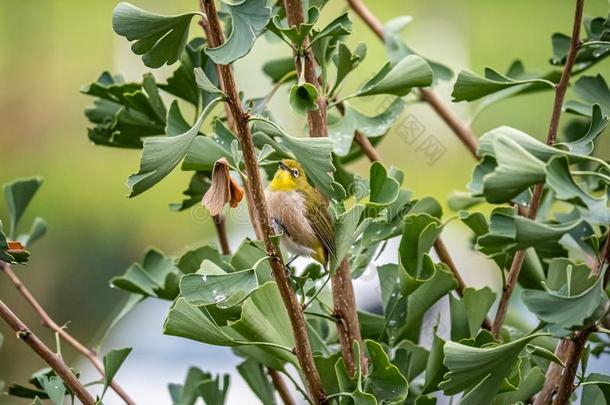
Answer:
[383,16,453,82]
[205,0,271,65]
[182,120,236,172]
[309,12,352,49]
[439,333,544,404]
[160,38,212,106]
[112,2,198,68]
[102,348,132,397]
[169,367,229,405]
[177,244,228,274]
[357,55,433,97]
[3,177,43,237]
[545,156,609,225]
[288,82,319,115]
[111,248,181,300]
[82,72,167,148]
[331,41,367,95]
[331,204,367,272]
[199,373,230,405]
[564,74,610,117]
[556,104,608,155]
[328,99,404,156]
[452,67,554,102]
[262,57,296,83]
[181,266,259,309]
[477,136,546,203]
[127,96,222,197]
[363,164,400,218]
[364,340,408,403]
[422,330,447,394]
[236,359,277,405]
[35,376,65,405]
[462,287,496,338]
[164,297,240,346]
[228,282,297,367]
[494,365,545,405]
[17,217,47,247]
[582,373,610,405]
[194,67,223,95]
[398,213,443,294]
[268,6,319,49]
[477,207,583,256]
[523,262,608,333]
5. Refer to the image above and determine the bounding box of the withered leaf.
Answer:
[202,158,244,216]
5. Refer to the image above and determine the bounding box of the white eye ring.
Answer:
[291,169,299,178]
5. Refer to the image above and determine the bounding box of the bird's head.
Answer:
[269,159,309,191]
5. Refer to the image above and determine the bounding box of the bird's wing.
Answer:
[304,189,336,258]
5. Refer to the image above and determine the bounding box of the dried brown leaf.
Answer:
[202,158,244,215]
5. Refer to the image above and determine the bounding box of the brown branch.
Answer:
[0,286,95,404]
[332,258,367,374]
[0,262,136,405]
[553,326,596,405]
[200,1,325,402]
[268,369,297,405]
[354,132,382,162]
[197,9,293,404]
[282,0,366,377]
[533,339,574,405]
[212,214,231,255]
[283,0,327,138]
[345,0,478,157]
[492,0,584,338]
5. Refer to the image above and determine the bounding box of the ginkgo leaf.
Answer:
[357,55,433,97]
[127,96,222,197]
[112,2,199,68]
[452,67,554,102]
[205,0,271,65]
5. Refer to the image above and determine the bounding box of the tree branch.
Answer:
[0,281,95,404]
[0,261,136,405]
[345,0,478,157]
[212,214,231,255]
[269,368,297,405]
[200,1,325,402]
[553,326,596,405]
[492,0,584,338]
[282,0,366,376]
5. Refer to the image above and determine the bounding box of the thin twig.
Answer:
[212,214,231,255]
[0,262,136,405]
[200,1,325,402]
[492,0,585,338]
[345,0,479,157]
[282,0,366,377]
[0,287,95,404]
[268,369,297,405]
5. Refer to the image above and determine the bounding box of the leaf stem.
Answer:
[0,261,135,405]
[302,272,332,310]
[200,1,325,402]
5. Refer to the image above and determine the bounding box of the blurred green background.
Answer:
[0,0,608,403]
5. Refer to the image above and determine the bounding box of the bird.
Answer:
[265,159,335,267]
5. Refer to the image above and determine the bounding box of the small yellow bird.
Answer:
[265,159,335,266]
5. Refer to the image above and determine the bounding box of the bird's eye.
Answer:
[291,169,299,178]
